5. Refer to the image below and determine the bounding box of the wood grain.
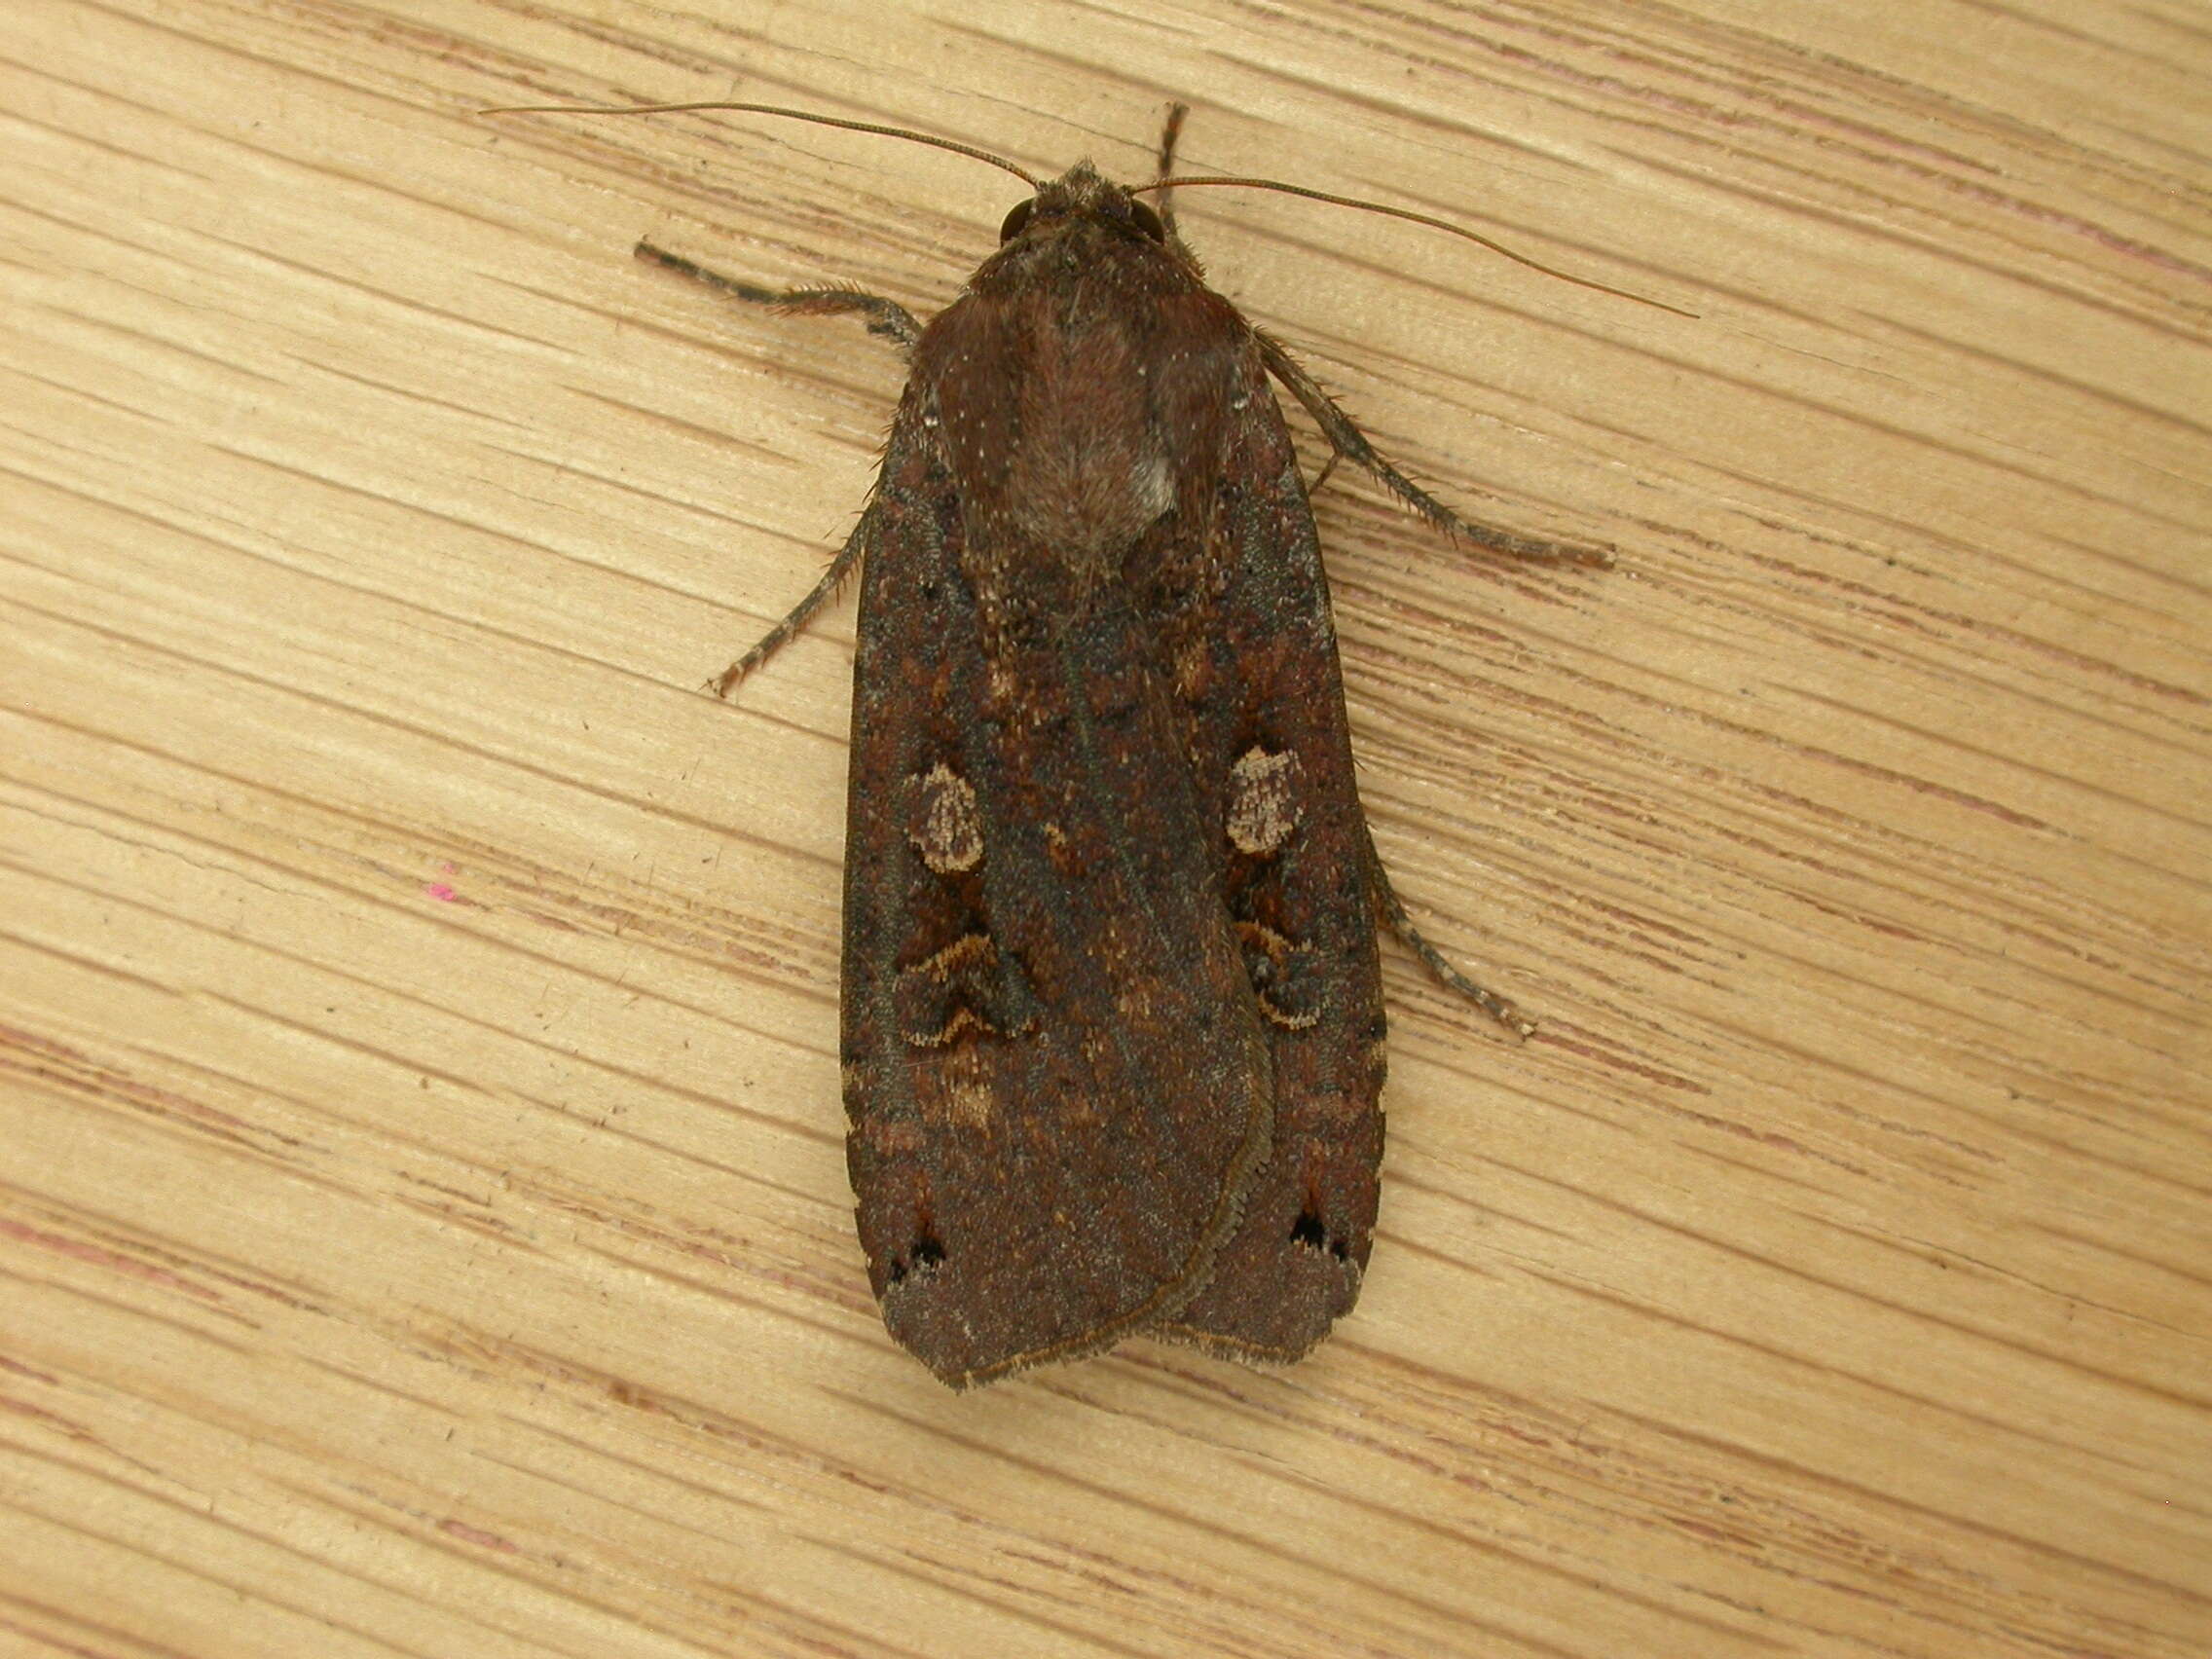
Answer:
[3,2,2206,1655]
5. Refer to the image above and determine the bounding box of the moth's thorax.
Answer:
[911,160,1251,568]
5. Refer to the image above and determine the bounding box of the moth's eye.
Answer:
[1128,199,1166,241]
[999,199,1035,242]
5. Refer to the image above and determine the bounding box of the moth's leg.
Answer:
[635,240,921,354]
[631,240,903,693]
[1152,101,1190,240]
[1363,824,1535,1039]
[706,506,872,698]
[1255,330,1612,569]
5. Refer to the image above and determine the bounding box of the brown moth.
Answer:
[485,99,1647,1388]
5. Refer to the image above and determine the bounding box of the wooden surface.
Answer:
[4,2,2207,1654]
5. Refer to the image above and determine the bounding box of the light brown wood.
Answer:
[4,2,2206,1654]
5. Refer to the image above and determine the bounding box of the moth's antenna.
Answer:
[1127,174,1696,318]
[479,99,1042,190]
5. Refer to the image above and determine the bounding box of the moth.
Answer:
[486,98,1654,1388]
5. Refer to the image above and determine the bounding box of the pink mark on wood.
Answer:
[439,1519,519,1553]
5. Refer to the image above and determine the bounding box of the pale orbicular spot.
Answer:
[1227,746,1303,857]
[905,762,983,873]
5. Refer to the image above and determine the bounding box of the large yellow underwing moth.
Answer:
[486,98,1670,1388]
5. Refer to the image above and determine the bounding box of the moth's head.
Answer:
[997,161,1167,247]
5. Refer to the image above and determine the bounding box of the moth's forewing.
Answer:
[839,203,1276,1389]
[1137,330,1388,1362]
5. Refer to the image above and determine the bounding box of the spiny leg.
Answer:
[1364,823,1534,1039]
[707,507,872,698]
[632,240,911,692]
[635,240,922,352]
[1255,330,1612,569]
